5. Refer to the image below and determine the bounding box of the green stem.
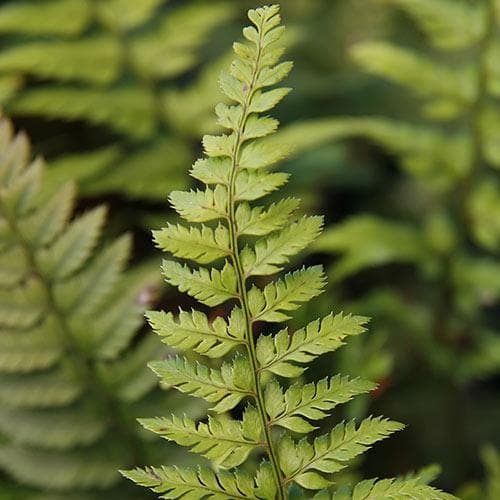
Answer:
[225,19,287,500]
[0,199,146,467]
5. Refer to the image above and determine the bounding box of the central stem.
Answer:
[225,19,287,500]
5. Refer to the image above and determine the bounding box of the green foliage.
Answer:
[314,0,500,383]
[0,0,235,200]
[122,6,454,499]
[0,114,168,498]
[457,446,500,500]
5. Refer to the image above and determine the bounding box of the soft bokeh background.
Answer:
[0,0,499,498]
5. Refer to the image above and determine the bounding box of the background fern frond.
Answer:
[0,114,176,498]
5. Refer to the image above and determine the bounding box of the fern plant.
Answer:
[122,6,455,499]
[311,0,500,384]
[0,113,178,499]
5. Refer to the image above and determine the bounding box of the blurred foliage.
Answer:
[311,0,500,490]
[0,116,209,499]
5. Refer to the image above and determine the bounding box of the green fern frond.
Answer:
[264,376,376,433]
[256,313,368,377]
[124,5,455,499]
[278,418,404,489]
[150,355,254,413]
[123,465,258,499]
[0,114,167,496]
[315,476,456,499]
[139,408,262,468]
[147,308,245,358]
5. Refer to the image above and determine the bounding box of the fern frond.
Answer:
[0,405,106,450]
[149,355,254,413]
[0,36,122,85]
[248,266,327,322]
[122,465,258,499]
[235,198,300,236]
[10,86,156,139]
[162,260,239,306]
[153,223,231,264]
[257,313,368,377]
[0,444,122,491]
[279,418,404,490]
[264,376,376,433]
[169,186,229,223]
[242,216,323,277]
[147,308,245,358]
[140,409,262,468]
[126,6,455,500]
[234,169,290,201]
[314,476,456,499]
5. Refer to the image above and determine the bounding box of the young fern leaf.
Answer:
[124,5,455,499]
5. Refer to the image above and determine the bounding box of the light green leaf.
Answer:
[257,312,367,377]
[162,260,238,307]
[239,139,291,169]
[350,476,458,499]
[169,185,228,223]
[121,465,258,499]
[241,216,323,276]
[243,115,279,140]
[153,223,231,264]
[149,355,254,413]
[147,307,244,358]
[280,417,404,487]
[248,266,326,322]
[190,157,232,185]
[235,198,300,236]
[269,376,376,433]
[203,133,236,158]
[249,88,292,113]
[139,413,260,468]
[235,170,289,201]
